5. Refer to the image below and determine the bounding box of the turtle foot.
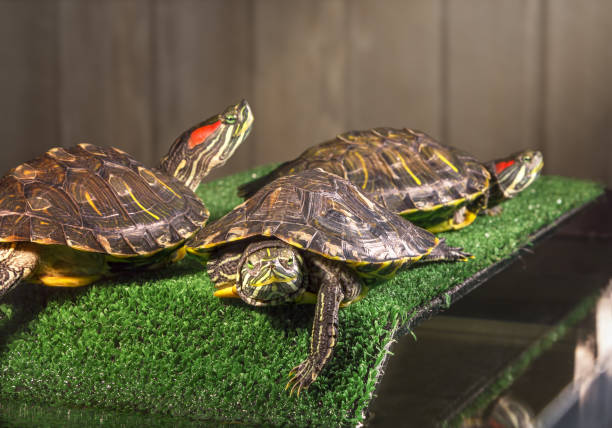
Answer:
[442,243,473,262]
[451,247,474,261]
[424,239,473,263]
[285,359,318,396]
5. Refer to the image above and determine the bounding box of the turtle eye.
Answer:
[287,258,293,265]
[247,261,255,269]
[225,114,237,124]
[522,155,532,162]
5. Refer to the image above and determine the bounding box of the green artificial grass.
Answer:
[0,166,604,427]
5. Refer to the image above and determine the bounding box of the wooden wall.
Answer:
[1,0,611,186]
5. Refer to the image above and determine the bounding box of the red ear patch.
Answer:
[188,120,221,149]
[495,159,515,174]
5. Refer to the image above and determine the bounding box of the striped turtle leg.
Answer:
[286,255,362,395]
[0,243,40,300]
[206,246,242,290]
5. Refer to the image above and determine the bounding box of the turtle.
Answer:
[188,168,471,394]
[237,127,544,233]
[0,99,253,300]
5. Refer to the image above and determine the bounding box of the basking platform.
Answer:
[0,166,605,427]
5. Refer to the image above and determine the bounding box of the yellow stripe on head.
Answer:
[234,106,254,138]
[174,159,188,178]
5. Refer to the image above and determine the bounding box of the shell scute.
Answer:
[62,225,106,253]
[23,156,67,186]
[137,167,183,204]
[0,214,31,242]
[98,232,134,255]
[46,147,78,162]
[30,217,66,245]
[0,176,27,214]
[122,229,160,255]
[12,164,38,180]
[24,182,82,227]
[169,215,198,240]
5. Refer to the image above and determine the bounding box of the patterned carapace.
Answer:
[0,143,207,256]
[238,128,543,233]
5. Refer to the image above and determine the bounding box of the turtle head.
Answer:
[159,99,253,191]
[490,150,543,201]
[214,241,307,306]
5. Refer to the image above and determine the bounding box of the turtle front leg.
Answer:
[287,257,362,395]
[0,243,40,300]
[287,278,343,395]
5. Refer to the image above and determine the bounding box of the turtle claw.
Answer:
[288,363,300,377]
[285,359,317,396]
[456,248,475,262]
[445,245,473,262]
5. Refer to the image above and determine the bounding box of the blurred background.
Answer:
[1,0,610,185]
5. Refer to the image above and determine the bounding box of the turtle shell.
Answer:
[0,143,209,256]
[238,128,491,219]
[191,168,439,267]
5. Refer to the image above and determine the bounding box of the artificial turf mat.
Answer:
[0,166,604,427]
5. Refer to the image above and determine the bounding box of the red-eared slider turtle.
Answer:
[189,168,471,394]
[0,100,253,300]
[238,128,544,233]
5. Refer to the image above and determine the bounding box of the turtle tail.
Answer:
[422,238,473,263]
